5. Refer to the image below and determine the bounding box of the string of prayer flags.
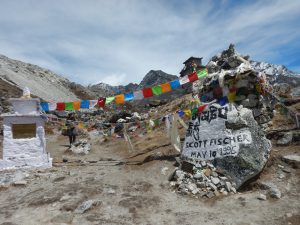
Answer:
[188,72,199,82]
[40,102,49,112]
[197,68,208,78]
[106,96,115,104]
[170,80,181,90]
[56,102,65,111]
[80,100,90,109]
[191,108,198,115]
[65,102,74,111]
[125,93,134,101]
[98,97,106,108]
[161,82,171,93]
[115,94,125,104]
[152,85,163,96]
[134,90,144,100]
[73,101,81,110]
[143,88,153,98]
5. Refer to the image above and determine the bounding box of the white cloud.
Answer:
[0,0,299,86]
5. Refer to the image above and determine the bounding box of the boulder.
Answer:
[212,106,271,188]
[277,132,293,145]
[181,104,271,189]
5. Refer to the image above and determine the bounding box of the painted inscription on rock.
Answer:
[182,104,252,161]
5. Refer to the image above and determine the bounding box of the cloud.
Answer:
[0,0,299,86]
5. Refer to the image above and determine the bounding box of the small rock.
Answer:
[196,182,206,188]
[214,190,220,196]
[278,173,285,179]
[63,158,68,163]
[200,161,207,167]
[211,171,218,177]
[225,182,232,192]
[282,155,300,167]
[187,183,197,192]
[220,176,228,181]
[208,182,218,191]
[207,163,214,168]
[169,181,176,187]
[277,132,293,145]
[231,187,237,193]
[161,167,169,175]
[277,165,284,169]
[206,191,215,198]
[257,194,267,201]
[270,188,281,199]
[13,180,27,186]
[203,168,212,177]
[74,200,97,214]
[222,191,228,196]
[286,213,292,218]
[191,188,199,195]
[193,173,203,180]
[211,177,220,185]
[282,168,292,173]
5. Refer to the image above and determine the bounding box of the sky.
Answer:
[0,0,299,86]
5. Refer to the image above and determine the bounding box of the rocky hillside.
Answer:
[251,61,300,96]
[88,70,178,97]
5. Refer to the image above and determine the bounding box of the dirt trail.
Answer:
[0,129,299,225]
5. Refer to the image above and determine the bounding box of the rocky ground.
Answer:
[0,117,299,225]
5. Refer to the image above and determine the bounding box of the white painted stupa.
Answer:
[0,88,52,170]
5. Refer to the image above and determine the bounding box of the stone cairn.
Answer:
[170,161,236,198]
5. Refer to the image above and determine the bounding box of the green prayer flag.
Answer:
[65,102,74,111]
[191,108,198,115]
[106,96,115,104]
[197,68,207,78]
[152,85,163,96]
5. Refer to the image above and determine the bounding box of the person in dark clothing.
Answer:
[66,113,77,147]
[67,123,77,147]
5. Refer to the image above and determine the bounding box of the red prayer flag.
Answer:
[56,102,65,111]
[98,97,106,108]
[188,72,198,82]
[142,88,153,98]
[198,104,207,113]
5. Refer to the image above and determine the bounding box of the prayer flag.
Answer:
[56,102,65,111]
[218,96,228,106]
[49,102,57,111]
[188,72,198,82]
[89,100,98,108]
[198,104,207,113]
[227,92,236,102]
[170,80,180,90]
[184,109,192,117]
[73,101,81,110]
[177,110,185,118]
[143,88,153,98]
[197,68,208,78]
[200,95,208,102]
[65,102,74,111]
[222,86,229,96]
[152,85,162,96]
[134,90,144,100]
[191,108,198,115]
[98,97,106,108]
[40,102,49,112]
[161,82,171,93]
[125,93,134,101]
[106,96,115,104]
[115,94,125,104]
[80,100,90,109]
[179,75,189,85]
[213,86,223,98]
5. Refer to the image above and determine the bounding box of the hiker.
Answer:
[66,113,77,147]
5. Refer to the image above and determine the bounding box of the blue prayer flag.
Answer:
[80,100,90,109]
[125,92,134,101]
[40,102,49,112]
[170,80,180,90]
[218,96,228,106]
